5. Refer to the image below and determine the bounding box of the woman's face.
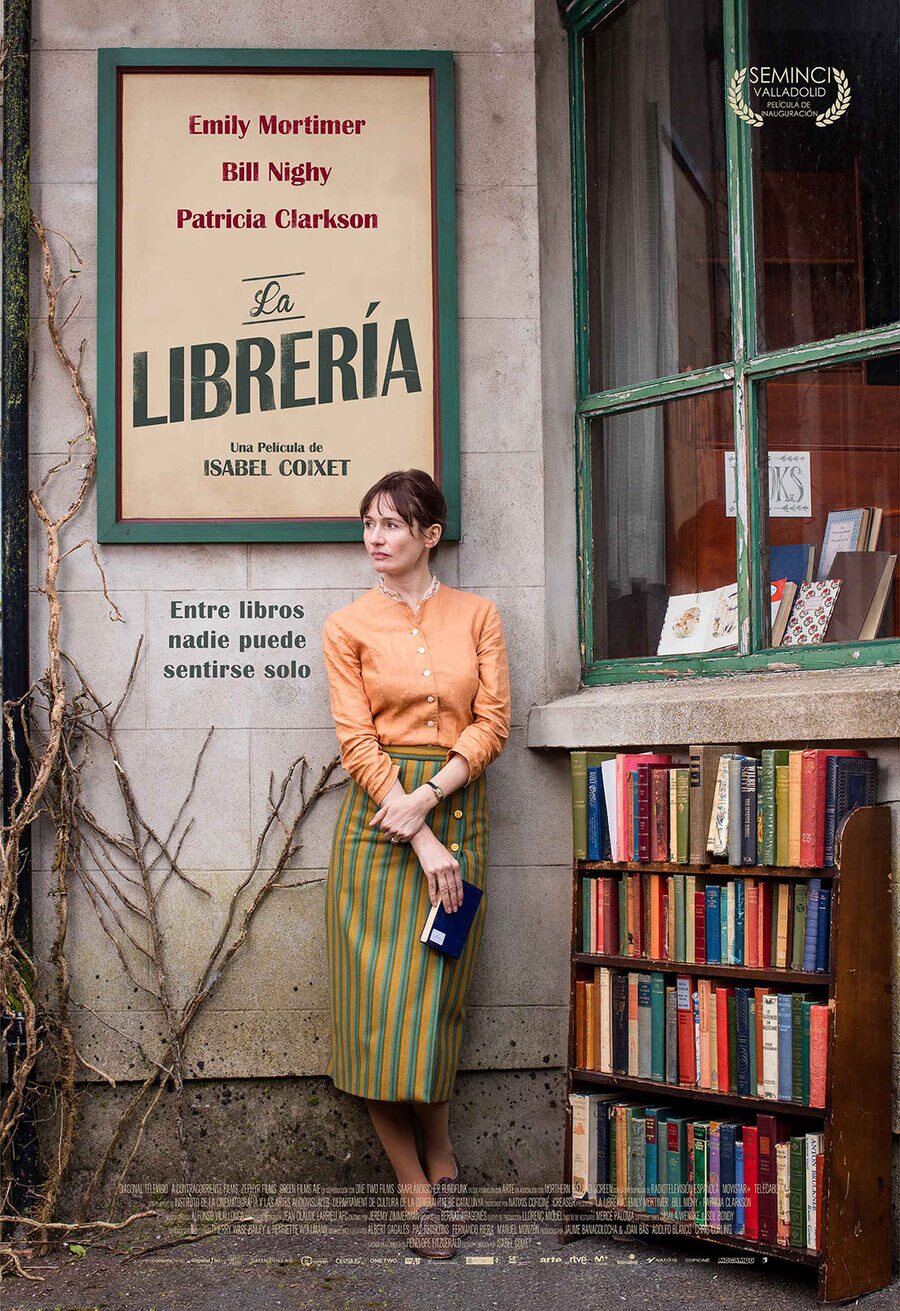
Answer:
[362,494,436,576]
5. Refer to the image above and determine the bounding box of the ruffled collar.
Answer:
[378,572,440,614]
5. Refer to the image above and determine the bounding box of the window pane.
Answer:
[590,390,736,660]
[758,354,900,646]
[748,1,900,352]
[583,0,732,393]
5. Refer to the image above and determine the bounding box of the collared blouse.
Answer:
[321,577,511,804]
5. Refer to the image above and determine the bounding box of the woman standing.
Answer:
[321,468,511,1259]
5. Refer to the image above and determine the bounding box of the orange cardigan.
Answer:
[321,581,511,804]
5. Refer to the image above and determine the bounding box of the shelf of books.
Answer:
[561,746,893,1304]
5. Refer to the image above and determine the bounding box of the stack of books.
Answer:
[570,1093,824,1251]
[581,873,832,971]
[655,513,895,653]
[574,970,829,1106]
[570,747,878,867]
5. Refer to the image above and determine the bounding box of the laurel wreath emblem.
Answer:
[727,68,764,127]
[815,68,851,127]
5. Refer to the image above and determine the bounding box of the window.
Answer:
[569,0,900,682]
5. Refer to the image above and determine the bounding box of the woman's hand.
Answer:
[410,825,462,913]
[369,784,436,843]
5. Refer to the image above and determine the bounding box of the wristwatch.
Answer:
[426,779,445,802]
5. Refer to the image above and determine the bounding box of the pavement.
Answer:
[4,1204,899,1311]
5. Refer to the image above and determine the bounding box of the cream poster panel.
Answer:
[119,70,435,521]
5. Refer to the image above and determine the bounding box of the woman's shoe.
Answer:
[432,1154,470,1240]
[406,1203,457,1259]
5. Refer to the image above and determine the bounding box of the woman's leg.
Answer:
[410,1099,456,1183]
[365,1098,434,1216]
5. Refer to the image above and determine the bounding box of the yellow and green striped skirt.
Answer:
[325,744,488,1103]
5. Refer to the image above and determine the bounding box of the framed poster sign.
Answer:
[96,49,459,543]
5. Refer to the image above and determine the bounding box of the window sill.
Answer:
[526,664,900,748]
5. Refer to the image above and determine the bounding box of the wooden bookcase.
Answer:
[559,796,893,1304]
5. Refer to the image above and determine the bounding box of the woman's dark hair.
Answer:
[359,469,447,565]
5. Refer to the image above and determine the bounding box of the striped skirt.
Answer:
[325,744,488,1103]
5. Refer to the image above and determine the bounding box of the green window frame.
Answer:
[565,0,900,684]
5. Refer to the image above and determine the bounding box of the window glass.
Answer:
[748,1,900,351]
[757,354,900,646]
[583,0,731,392]
[590,389,736,660]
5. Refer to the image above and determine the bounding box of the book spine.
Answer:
[689,746,704,864]
[720,1123,737,1233]
[676,769,690,863]
[650,972,666,1082]
[715,987,730,1093]
[637,764,651,863]
[676,976,695,1086]
[612,971,628,1074]
[627,973,639,1076]
[816,886,831,973]
[761,994,779,1100]
[802,879,821,971]
[587,767,601,861]
[705,884,721,964]
[775,765,790,867]
[652,769,668,861]
[791,992,805,1103]
[668,769,678,862]
[637,974,652,1079]
[735,986,751,1097]
[776,1141,791,1246]
[757,1114,778,1244]
[571,753,588,860]
[709,1126,721,1230]
[788,752,803,865]
[644,1111,658,1214]
[728,758,743,866]
[789,1135,805,1248]
[569,1092,590,1198]
[809,1004,829,1108]
[743,1126,759,1240]
[799,751,821,868]
[735,1140,745,1235]
[740,760,758,865]
[790,880,808,971]
[777,993,792,1102]
[665,985,678,1084]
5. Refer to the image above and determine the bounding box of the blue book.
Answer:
[803,879,821,971]
[734,879,745,965]
[816,886,832,972]
[771,543,815,589]
[830,758,878,866]
[587,767,602,860]
[419,878,484,958]
[777,993,793,1101]
[720,884,729,964]
[705,885,721,964]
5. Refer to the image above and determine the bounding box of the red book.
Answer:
[715,986,731,1093]
[694,890,706,964]
[626,874,641,957]
[661,884,670,959]
[676,976,695,1085]
[637,763,653,862]
[809,1004,830,1107]
[743,1125,759,1239]
[756,1113,787,1245]
[799,749,866,867]
[616,754,671,861]
[650,768,670,861]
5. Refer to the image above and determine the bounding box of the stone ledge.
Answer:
[527,666,900,749]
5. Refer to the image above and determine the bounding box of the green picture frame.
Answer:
[96,47,460,544]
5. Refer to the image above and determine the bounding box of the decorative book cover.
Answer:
[419,877,484,958]
[781,580,842,646]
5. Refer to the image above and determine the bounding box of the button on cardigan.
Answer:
[321,580,511,805]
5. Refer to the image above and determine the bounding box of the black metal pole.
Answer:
[1,0,39,1211]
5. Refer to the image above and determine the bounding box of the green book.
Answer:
[761,749,789,864]
[775,766,790,866]
[571,752,588,859]
[674,876,686,961]
[789,1135,807,1247]
[791,882,809,970]
[748,998,757,1096]
[727,993,738,1097]
[791,993,810,1102]
[581,876,592,952]
[657,1112,670,1217]
[693,1121,709,1225]
[675,768,690,863]
[650,972,666,1081]
[666,1117,689,1218]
